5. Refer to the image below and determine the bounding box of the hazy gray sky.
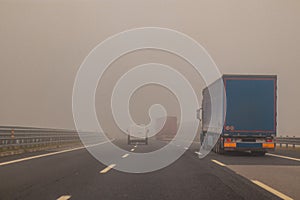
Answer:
[0,0,299,136]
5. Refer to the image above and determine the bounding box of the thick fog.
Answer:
[0,0,299,137]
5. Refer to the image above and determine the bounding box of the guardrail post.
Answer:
[279,136,282,147]
[293,136,295,148]
[276,136,282,147]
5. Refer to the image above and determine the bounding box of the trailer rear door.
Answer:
[224,77,276,134]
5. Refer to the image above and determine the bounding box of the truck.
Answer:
[127,124,148,145]
[155,116,178,141]
[200,75,277,155]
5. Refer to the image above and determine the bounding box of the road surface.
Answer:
[0,139,299,200]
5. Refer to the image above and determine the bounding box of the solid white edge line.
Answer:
[100,164,116,174]
[266,153,300,162]
[252,180,293,200]
[57,195,72,200]
[0,140,114,167]
[211,159,226,167]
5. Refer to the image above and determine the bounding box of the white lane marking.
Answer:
[131,148,135,152]
[252,180,293,200]
[122,154,129,158]
[195,151,202,156]
[57,195,71,200]
[211,159,226,167]
[0,140,114,167]
[100,164,116,174]
[266,153,300,162]
[134,145,137,148]
[184,147,188,150]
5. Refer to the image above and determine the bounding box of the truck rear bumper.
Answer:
[224,142,275,151]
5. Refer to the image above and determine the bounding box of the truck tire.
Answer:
[212,143,216,153]
[218,142,224,155]
[214,140,223,154]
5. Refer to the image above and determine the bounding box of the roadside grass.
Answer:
[0,142,82,157]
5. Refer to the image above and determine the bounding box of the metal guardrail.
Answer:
[1,126,299,149]
[0,126,81,149]
[276,136,300,148]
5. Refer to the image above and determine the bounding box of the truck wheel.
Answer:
[216,142,220,154]
[212,144,217,153]
[218,142,224,155]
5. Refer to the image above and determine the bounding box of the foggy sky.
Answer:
[0,0,299,136]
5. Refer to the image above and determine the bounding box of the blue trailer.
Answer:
[201,75,277,155]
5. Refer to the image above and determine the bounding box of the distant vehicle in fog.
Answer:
[127,124,148,145]
[155,116,178,141]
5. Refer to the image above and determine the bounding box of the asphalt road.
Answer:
[0,139,299,200]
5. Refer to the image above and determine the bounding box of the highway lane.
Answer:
[210,151,300,199]
[0,139,294,200]
[272,148,300,159]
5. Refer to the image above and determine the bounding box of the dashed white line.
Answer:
[266,153,300,162]
[100,164,116,174]
[134,145,137,148]
[122,153,129,158]
[211,159,226,167]
[184,147,189,150]
[195,151,202,156]
[252,180,293,200]
[57,195,71,200]
[0,140,113,167]
[131,148,135,152]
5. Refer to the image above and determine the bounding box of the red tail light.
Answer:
[225,138,231,142]
[266,139,273,143]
